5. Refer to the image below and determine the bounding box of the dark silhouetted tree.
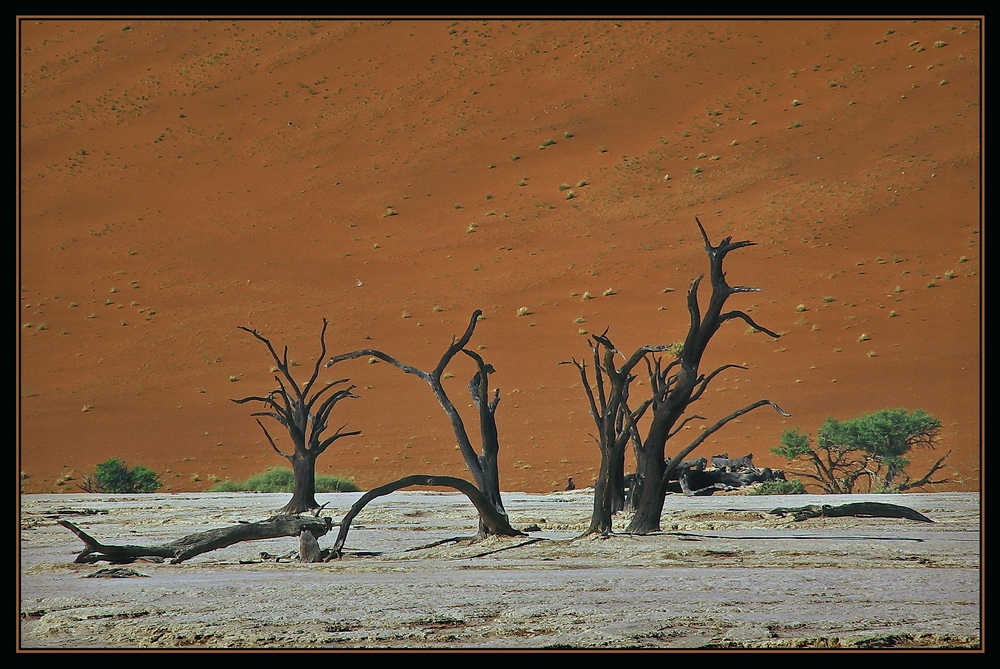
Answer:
[567,220,790,535]
[325,310,512,537]
[232,319,360,514]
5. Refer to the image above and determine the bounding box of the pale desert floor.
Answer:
[19,490,980,651]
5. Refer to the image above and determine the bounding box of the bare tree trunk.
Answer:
[628,447,670,533]
[281,451,320,515]
[587,455,623,534]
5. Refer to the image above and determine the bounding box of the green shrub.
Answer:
[315,473,361,493]
[208,467,360,493]
[743,479,806,495]
[772,408,944,493]
[205,478,244,492]
[243,467,296,492]
[81,458,162,493]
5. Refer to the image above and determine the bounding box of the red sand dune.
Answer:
[18,18,981,495]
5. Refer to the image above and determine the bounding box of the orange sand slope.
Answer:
[19,18,981,494]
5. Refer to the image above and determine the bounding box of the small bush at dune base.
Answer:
[742,479,806,495]
[81,458,162,493]
[205,478,244,492]
[208,467,360,493]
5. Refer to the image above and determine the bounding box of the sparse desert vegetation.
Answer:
[207,467,359,493]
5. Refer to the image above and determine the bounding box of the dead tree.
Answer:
[232,319,361,514]
[676,464,786,496]
[561,335,671,534]
[626,221,791,533]
[328,475,525,559]
[567,220,790,535]
[324,310,509,537]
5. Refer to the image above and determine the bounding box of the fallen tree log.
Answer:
[328,474,525,560]
[59,515,334,564]
[768,502,933,523]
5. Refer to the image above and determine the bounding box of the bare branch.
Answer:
[433,309,484,379]
[696,216,756,258]
[317,425,363,455]
[620,344,675,377]
[663,399,790,484]
[255,418,291,460]
[897,450,953,491]
[461,348,502,464]
[325,348,431,382]
[329,475,524,559]
[304,377,354,417]
[666,414,706,441]
[301,318,330,398]
[684,274,704,348]
[559,359,601,427]
[237,326,305,403]
[312,385,360,436]
[689,363,748,403]
[720,310,782,339]
[231,394,277,406]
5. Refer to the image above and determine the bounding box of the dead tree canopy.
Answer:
[232,318,360,515]
[625,220,789,534]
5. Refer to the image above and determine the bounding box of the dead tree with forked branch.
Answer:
[566,220,791,535]
[561,334,672,534]
[232,319,361,515]
[324,310,511,538]
[628,220,790,534]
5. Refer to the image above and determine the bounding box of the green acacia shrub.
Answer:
[772,408,947,493]
[81,458,162,493]
[208,467,359,493]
